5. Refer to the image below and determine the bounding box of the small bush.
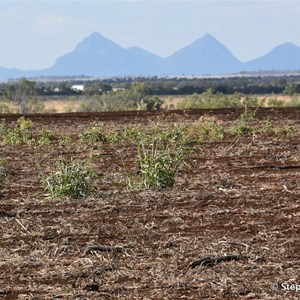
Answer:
[267,97,285,107]
[260,119,295,137]
[186,116,224,143]
[260,118,274,134]
[3,128,34,145]
[243,96,259,108]
[228,107,257,136]
[0,117,34,145]
[17,117,34,131]
[0,120,8,134]
[286,96,300,107]
[273,126,295,137]
[79,128,109,143]
[43,158,96,199]
[177,91,243,109]
[137,141,186,189]
[123,126,146,143]
[0,103,12,113]
[228,122,255,136]
[238,106,257,122]
[38,130,59,146]
[195,117,224,142]
[156,124,188,144]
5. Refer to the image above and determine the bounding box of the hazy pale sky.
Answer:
[0,0,299,70]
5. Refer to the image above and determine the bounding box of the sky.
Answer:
[0,0,300,70]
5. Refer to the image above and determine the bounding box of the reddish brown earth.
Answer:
[0,108,300,299]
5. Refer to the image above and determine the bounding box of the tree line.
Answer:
[0,75,299,113]
[1,75,300,97]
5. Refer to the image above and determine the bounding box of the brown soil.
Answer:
[0,108,299,299]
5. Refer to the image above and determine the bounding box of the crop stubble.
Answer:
[0,108,299,299]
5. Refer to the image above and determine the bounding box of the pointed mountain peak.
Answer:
[86,32,105,40]
[77,32,108,45]
[166,33,241,75]
[202,33,217,40]
[74,32,123,54]
[193,33,221,45]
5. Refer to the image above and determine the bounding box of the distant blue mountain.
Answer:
[47,32,144,76]
[243,42,300,72]
[1,32,300,80]
[127,46,162,63]
[163,33,242,75]
[0,66,27,81]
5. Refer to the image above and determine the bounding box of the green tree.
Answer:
[283,83,300,95]
[140,96,163,111]
[5,78,37,113]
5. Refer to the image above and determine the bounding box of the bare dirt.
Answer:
[0,108,299,299]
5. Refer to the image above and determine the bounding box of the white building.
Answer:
[71,84,84,92]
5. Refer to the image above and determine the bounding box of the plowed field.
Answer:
[0,108,299,299]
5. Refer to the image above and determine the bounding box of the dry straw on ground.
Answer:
[0,108,299,299]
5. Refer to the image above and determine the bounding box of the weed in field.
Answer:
[114,148,134,189]
[0,119,8,134]
[137,141,186,189]
[273,126,295,137]
[260,119,295,137]
[0,175,4,195]
[1,117,34,145]
[17,117,34,131]
[38,130,59,146]
[58,136,71,147]
[123,126,146,143]
[79,123,121,144]
[286,95,300,107]
[187,116,224,143]
[227,108,257,137]
[228,121,255,136]
[238,106,257,122]
[0,157,6,195]
[79,127,109,143]
[197,117,224,142]
[154,123,189,144]
[0,103,12,113]
[260,118,274,134]
[267,97,285,107]
[43,158,96,199]
[176,90,244,109]
[243,96,259,108]
[0,157,5,167]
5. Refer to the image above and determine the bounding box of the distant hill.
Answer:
[243,42,300,72]
[46,32,144,76]
[162,33,242,75]
[1,32,300,80]
[127,46,162,64]
[0,67,27,81]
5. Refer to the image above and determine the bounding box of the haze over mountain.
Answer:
[243,42,300,72]
[163,33,242,75]
[0,32,300,81]
[46,32,151,77]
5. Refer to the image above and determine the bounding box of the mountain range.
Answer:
[1,32,300,81]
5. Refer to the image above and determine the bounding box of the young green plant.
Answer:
[43,158,96,199]
[137,140,186,189]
